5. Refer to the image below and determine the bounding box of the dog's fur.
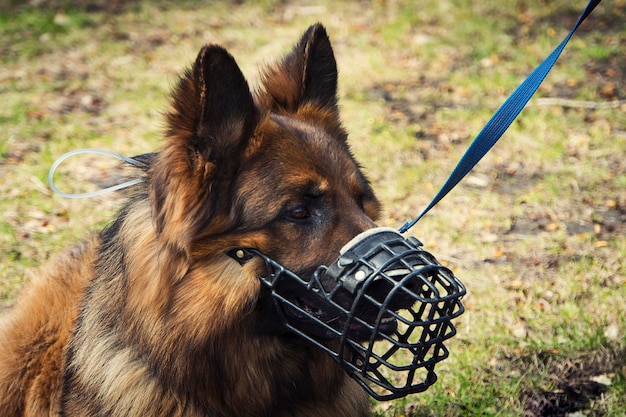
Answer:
[0,25,383,417]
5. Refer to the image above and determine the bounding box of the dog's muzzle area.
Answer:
[228,227,466,401]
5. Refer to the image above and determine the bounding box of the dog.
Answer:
[0,24,385,416]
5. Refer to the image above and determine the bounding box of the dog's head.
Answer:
[143,24,464,400]
[147,24,394,337]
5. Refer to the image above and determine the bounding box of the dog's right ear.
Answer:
[259,24,338,114]
[259,24,348,142]
[151,46,258,254]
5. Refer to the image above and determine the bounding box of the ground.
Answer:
[0,1,625,416]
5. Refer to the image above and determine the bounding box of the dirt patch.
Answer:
[505,206,625,239]
[544,55,626,102]
[368,80,472,155]
[4,0,137,13]
[515,346,626,417]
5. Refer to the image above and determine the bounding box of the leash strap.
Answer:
[48,148,146,198]
[400,0,602,233]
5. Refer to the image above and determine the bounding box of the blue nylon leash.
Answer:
[400,0,602,233]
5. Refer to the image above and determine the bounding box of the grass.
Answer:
[1,0,625,415]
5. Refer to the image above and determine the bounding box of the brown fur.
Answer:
[0,25,381,417]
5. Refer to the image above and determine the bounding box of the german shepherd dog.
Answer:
[0,25,383,416]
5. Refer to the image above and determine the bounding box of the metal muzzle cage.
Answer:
[231,227,466,401]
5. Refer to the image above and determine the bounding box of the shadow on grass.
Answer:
[516,345,626,417]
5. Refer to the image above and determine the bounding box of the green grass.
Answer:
[1,0,625,415]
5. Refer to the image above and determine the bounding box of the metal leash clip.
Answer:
[233,227,466,400]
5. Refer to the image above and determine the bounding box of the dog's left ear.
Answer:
[259,24,339,114]
[165,45,258,176]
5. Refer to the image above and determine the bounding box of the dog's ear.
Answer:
[165,45,257,176]
[260,24,338,113]
[151,46,258,252]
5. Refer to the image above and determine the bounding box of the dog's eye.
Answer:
[286,205,310,221]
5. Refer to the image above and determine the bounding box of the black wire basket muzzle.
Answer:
[230,227,466,401]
